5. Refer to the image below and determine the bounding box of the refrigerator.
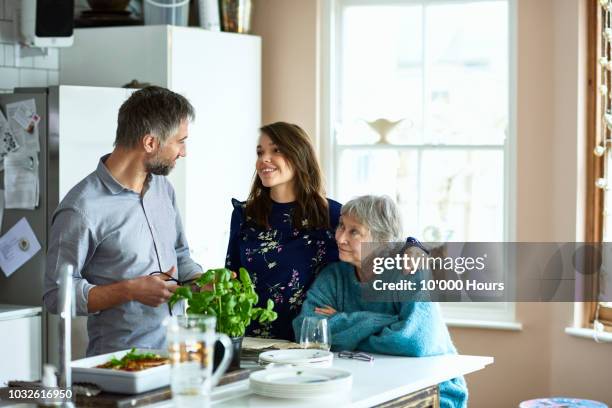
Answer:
[0,85,135,373]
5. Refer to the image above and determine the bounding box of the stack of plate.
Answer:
[249,367,353,399]
[258,349,334,368]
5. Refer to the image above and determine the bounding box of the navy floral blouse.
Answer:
[225,198,342,340]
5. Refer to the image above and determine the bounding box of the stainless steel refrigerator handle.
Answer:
[57,264,74,392]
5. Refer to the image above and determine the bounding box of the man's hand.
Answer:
[128,266,178,307]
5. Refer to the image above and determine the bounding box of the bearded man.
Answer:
[44,86,202,356]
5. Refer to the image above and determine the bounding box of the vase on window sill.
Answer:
[364,118,405,144]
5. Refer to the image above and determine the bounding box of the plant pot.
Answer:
[214,336,242,371]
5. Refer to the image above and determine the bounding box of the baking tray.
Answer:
[71,349,170,394]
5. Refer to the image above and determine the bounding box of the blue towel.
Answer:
[293,261,468,408]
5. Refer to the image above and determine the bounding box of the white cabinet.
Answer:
[60,26,261,269]
[0,305,42,385]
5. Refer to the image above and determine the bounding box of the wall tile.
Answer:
[48,48,59,69]
[47,70,58,86]
[18,54,34,68]
[19,68,47,87]
[0,20,15,42]
[4,0,14,21]
[4,42,13,66]
[34,48,58,70]
[0,1,63,94]
[0,66,18,89]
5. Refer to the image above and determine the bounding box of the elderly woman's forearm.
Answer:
[329,311,399,350]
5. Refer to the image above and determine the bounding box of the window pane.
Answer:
[337,149,419,234]
[418,149,504,241]
[336,148,504,241]
[338,5,423,145]
[424,1,508,145]
[337,1,508,146]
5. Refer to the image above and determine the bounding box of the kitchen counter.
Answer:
[146,353,493,408]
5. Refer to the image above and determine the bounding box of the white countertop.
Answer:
[148,353,493,408]
[0,304,42,321]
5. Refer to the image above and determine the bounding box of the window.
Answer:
[322,0,515,322]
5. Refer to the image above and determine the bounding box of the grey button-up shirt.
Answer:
[44,155,201,356]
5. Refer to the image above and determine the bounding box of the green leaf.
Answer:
[198,291,215,304]
[197,270,215,287]
[239,267,252,286]
[179,266,276,338]
[215,268,231,283]
[168,293,180,310]
[224,296,237,315]
[175,286,192,300]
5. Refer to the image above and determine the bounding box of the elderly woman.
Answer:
[293,195,467,408]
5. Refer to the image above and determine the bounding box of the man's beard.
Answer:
[145,153,174,176]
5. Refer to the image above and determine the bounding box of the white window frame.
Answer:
[318,0,519,326]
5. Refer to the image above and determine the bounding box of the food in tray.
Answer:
[95,348,169,371]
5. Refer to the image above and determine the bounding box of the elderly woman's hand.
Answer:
[315,305,337,316]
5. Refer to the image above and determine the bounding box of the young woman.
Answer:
[293,195,468,408]
[225,122,341,340]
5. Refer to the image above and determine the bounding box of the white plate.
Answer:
[249,367,352,399]
[71,349,170,394]
[259,349,333,365]
[260,360,333,368]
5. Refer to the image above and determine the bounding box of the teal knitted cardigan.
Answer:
[293,261,468,408]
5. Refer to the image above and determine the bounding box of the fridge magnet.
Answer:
[18,238,30,251]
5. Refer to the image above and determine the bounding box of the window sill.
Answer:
[445,318,523,331]
[565,327,612,343]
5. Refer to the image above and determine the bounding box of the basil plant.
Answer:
[168,267,277,338]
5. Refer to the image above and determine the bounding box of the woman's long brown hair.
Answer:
[245,122,330,230]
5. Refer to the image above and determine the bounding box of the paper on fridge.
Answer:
[0,109,20,171]
[4,153,39,210]
[0,218,41,278]
[5,99,40,152]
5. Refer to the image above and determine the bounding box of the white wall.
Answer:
[0,0,60,93]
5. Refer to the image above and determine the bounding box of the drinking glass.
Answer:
[299,316,331,351]
[166,315,232,407]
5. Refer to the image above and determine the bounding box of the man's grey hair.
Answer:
[115,86,195,148]
[341,195,403,242]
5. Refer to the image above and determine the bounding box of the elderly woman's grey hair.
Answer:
[341,195,403,242]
